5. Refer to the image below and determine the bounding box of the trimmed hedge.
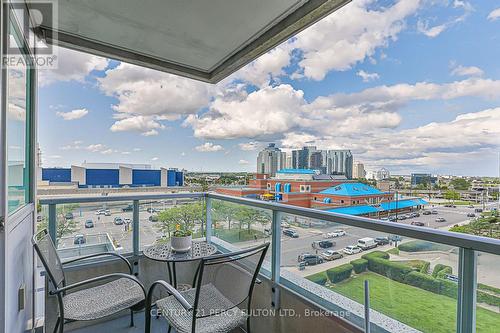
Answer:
[361,250,390,260]
[405,271,441,293]
[477,290,500,307]
[350,258,368,274]
[436,266,453,279]
[432,264,452,278]
[326,264,353,283]
[366,257,413,283]
[420,261,430,274]
[437,278,458,299]
[398,240,451,253]
[306,272,328,286]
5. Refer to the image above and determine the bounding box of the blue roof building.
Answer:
[319,182,388,196]
[327,198,428,216]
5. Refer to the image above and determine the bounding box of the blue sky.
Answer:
[39,0,500,176]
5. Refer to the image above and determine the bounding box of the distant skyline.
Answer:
[39,0,500,176]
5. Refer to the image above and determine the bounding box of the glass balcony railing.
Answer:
[38,192,500,333]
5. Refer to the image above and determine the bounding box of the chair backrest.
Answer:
[192,242,269,322]
[32,229,66,290]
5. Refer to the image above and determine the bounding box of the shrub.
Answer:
[386,247,399,255]
[420,261,430,274]
[478,283,500,295]
[437,278,458,299]
[306,272,328,286]
[361,251,390,260]
[366,257,412,283]
[405,271,441,293]
[477,290,500,307]
[432,264,452,278]
[326,264,353,283]
[436,266,453,279]
[350,259,368,274]
[398,240,451,253]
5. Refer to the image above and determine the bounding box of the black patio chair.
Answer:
[32,229,146,333]
[146,242,269,333]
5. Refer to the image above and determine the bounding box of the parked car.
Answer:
[323,230,346,238]
[283,229,299,238]
[445,274,459,283]
[410,212,420,218]
[380,217,389,222]
[435,217,446,223]
[321,250,343,261]
[124,218,131,224]
[431,210,439,215]
[114,217,124,225]
[36,215,43,222]
[149,215,159,222]
[357,237,378,250]
[397,215,407,220]
[374,237,390,245]
[403,214,411,219]
[468,205,474,208]
[122,205,133,212]
[73,234,86,245]
[411,221,425,226]
[104,209,111,216]
[65,212,74,220]
[298,254,324,265]
[422,210,432,215]
[467,213,476,218]
[312,240,335,249]
[388,235,402,242]
[147,207,159,213]
[388,215,397,222]
[343,245,362,255]
[475,208,483,213]
[95,209,105,215]
[84,219,94,228]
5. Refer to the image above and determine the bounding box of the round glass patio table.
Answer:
[143,241,217,290]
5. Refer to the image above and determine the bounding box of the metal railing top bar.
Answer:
[38,192,205,205]
[207,193,500,256]
[37,191,500,255]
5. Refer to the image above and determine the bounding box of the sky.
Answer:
[38,0,500,176]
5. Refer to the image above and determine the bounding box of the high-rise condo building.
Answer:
[256,143,286,177]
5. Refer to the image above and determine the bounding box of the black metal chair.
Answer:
[32,229,146,333]
[146,242,269,333]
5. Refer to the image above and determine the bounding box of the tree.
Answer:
[235,207,270,233]
[37,215,77,240]
[444,190,460,201]
[157,202,204,238]
[212,200,239,230]
[449,178,471,191]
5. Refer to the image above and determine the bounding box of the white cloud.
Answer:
[356,70,380,82]
[417,21,447,38]
[39,47,108,86]
[195,143,224,152]
[151,157,159,161]
[291,0,420,80]
[49,155,62,159]
[450,65,484,77]
[110,115,165,136]
[56,108,89,120]
[186,84,306,139]
[98,63,212,122]
[487,8,500,21]
[121,151,131,155]
[238,159,250,165]
[85,144,116,154]
[181,152,186,157]
[238,142,260,151]
[60,140,83,150]
[133,148,142,152]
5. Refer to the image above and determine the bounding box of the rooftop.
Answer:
[320,182,386,196]
[328,198,428,215]
[277,169,318,174]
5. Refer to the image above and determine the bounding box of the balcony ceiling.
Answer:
[34,0,350,83]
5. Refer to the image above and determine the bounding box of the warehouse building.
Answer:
[40,163,183,188]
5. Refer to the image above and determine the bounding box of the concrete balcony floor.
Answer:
[67,312,244,333]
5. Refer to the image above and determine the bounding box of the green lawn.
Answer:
[330,272,499,333]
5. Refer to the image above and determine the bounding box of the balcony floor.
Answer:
[67,312,244,333]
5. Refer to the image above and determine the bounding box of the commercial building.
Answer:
[375,167,390,181]
[353,161,366,179]
[290,147,353,178]
[40,164,184,188]
[256,143,286,177]
[411,173,437,186]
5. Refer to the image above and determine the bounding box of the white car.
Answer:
[323,230,346,238]
[343,245,362,255]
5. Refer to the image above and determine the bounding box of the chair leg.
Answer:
[130,309,134,327]
[247,316,251,333]
[53,317,60,333]
[167,325,172,333]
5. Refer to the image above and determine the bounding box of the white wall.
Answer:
[119,166,132,185]
[71,165,86,185]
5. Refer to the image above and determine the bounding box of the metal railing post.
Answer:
[457,248,477,333]
[133,200,140,256]
[48,204,56,243]
[205,196,212,242]
[271,210,282,283]
[364,280,371,333]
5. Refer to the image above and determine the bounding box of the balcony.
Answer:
[36,192,500,333]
